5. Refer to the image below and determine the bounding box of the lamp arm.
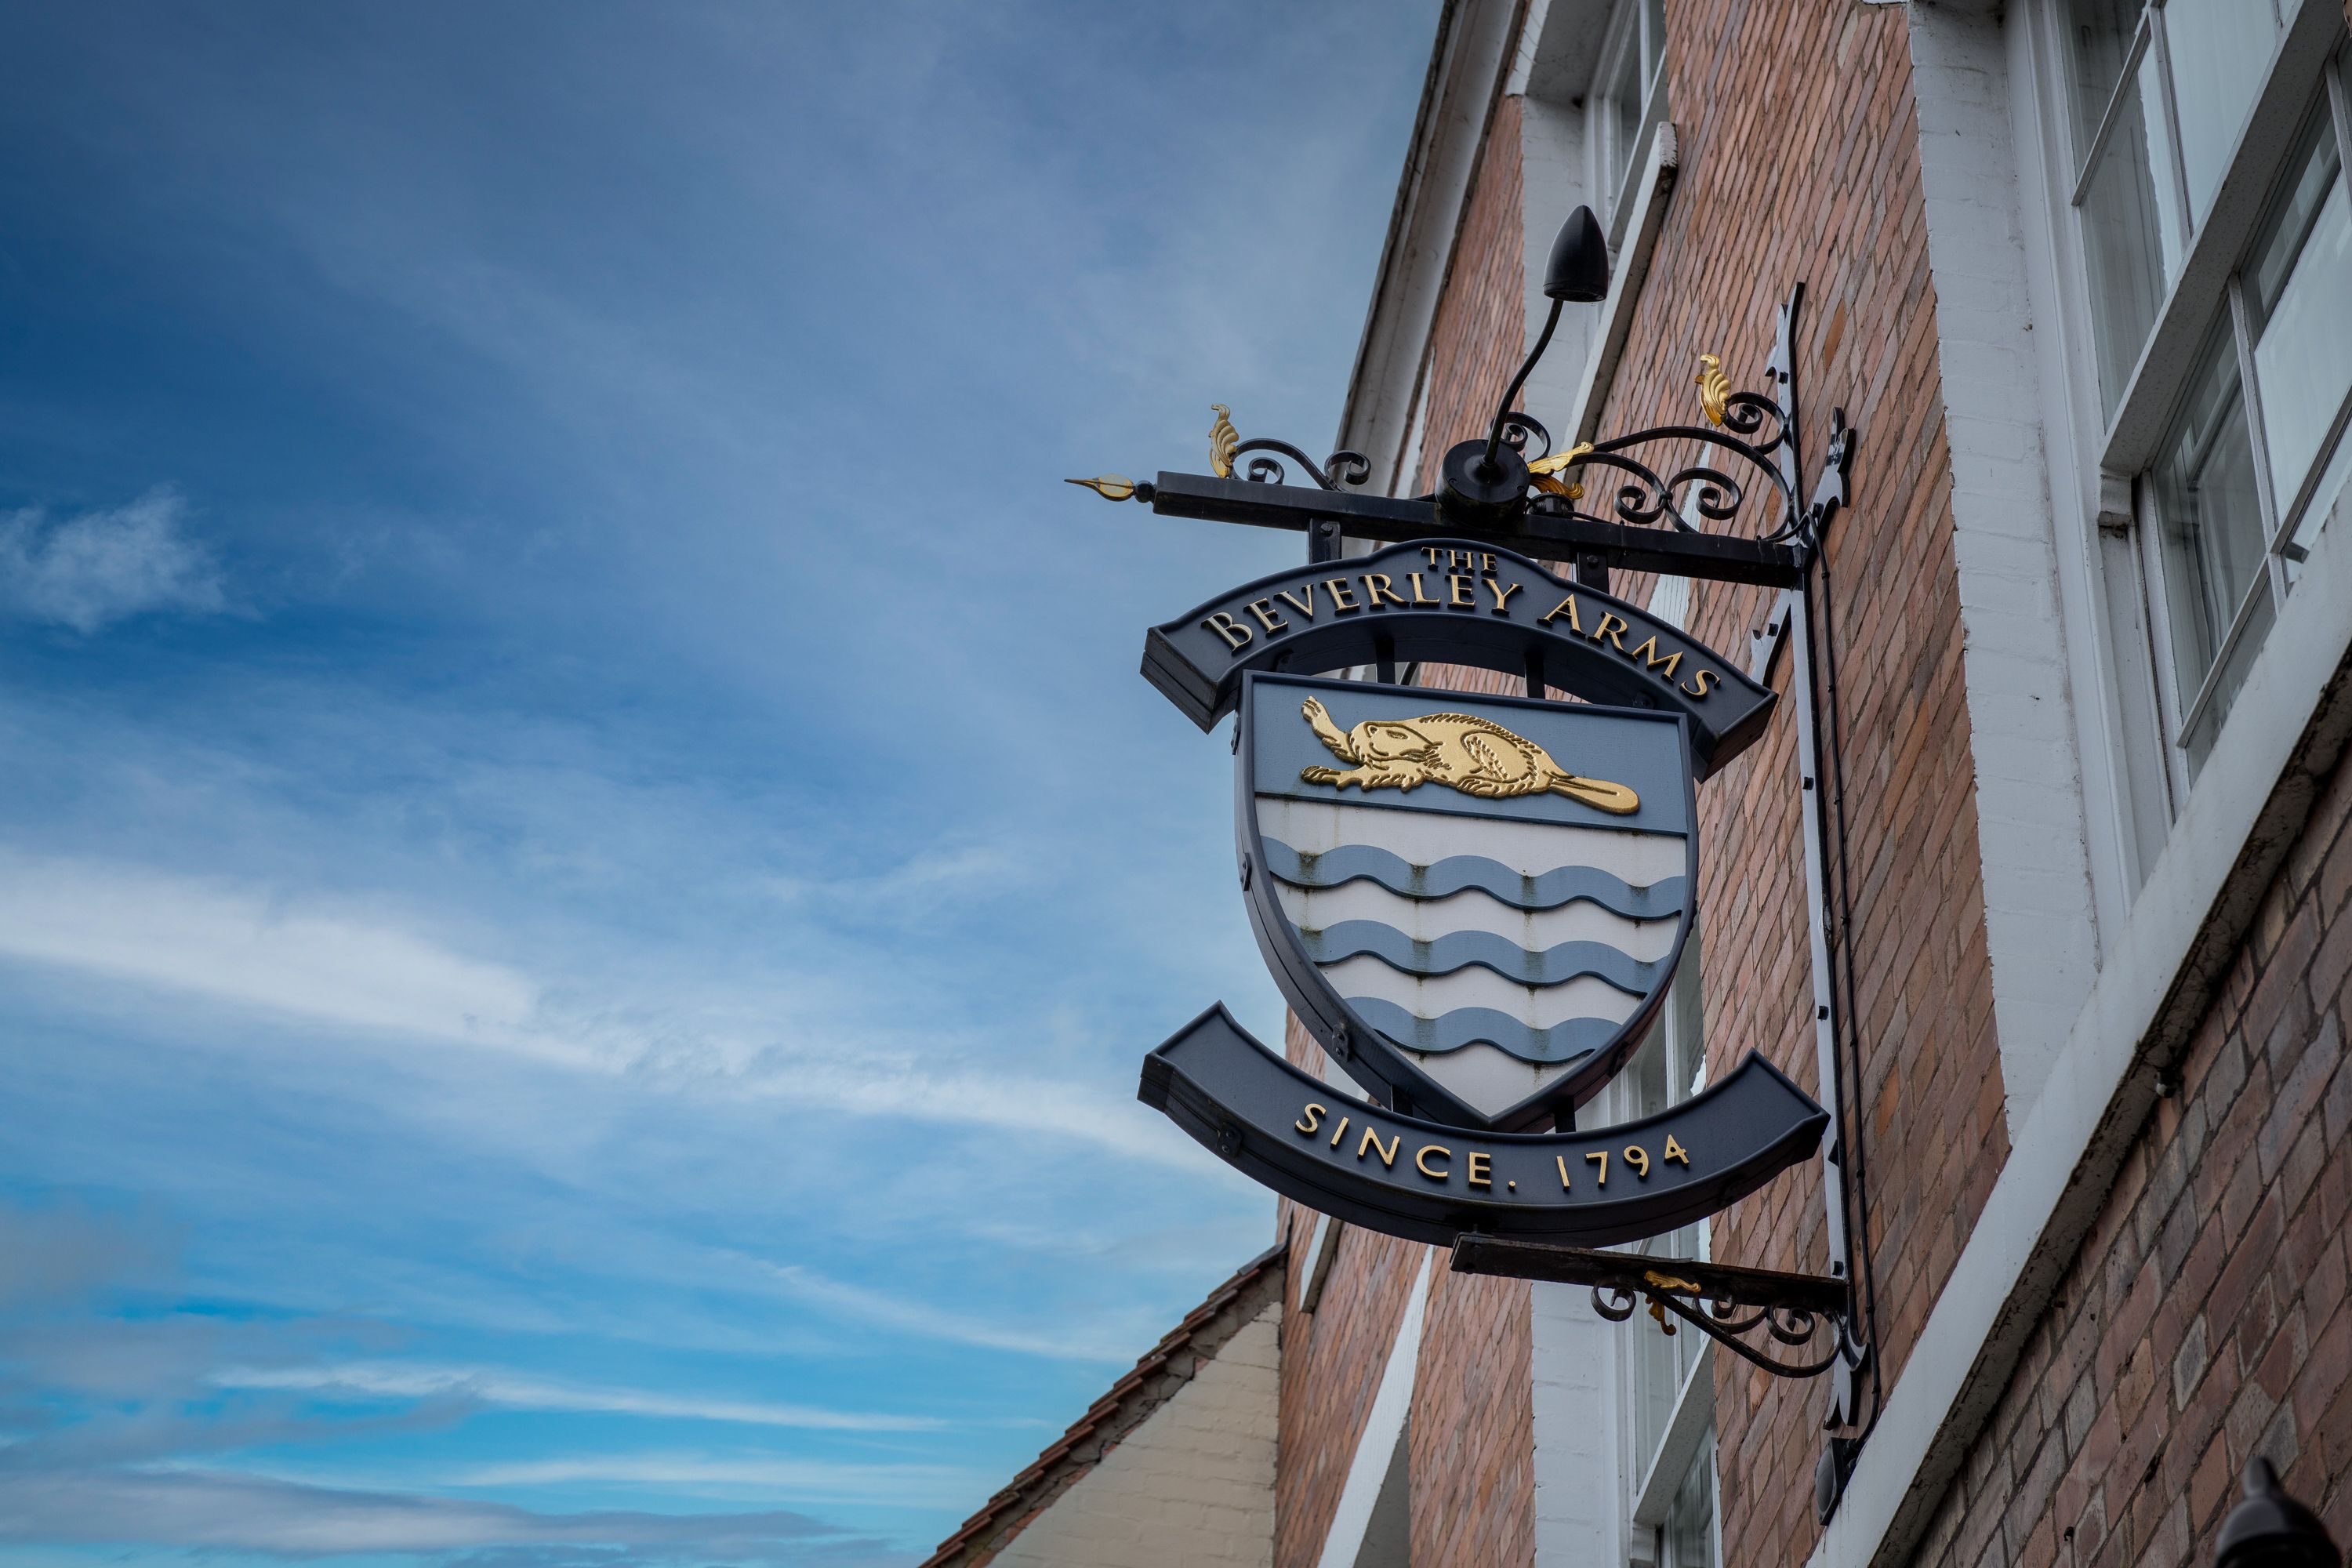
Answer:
[1482,296,1566,475]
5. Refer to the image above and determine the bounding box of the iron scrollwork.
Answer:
[1591,1268,1846,1380]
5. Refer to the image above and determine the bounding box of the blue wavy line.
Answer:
[1261,839,1684,917]
[1343,997,1624,1065]
[1294,921,1662,993]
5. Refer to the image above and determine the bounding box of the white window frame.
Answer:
[2027,0,2352,817]
[1597,956,1717,1568]
[1588,0,1670,249]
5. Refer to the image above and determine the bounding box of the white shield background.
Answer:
[1239,673,1695,1131]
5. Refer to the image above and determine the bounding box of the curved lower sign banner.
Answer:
[1142,539,1776,778]
[1138,1004,1829,1248]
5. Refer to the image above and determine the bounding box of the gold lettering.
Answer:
[1204,611,1252,650]
[1294,1104,1326,1134]
[1246,597,1290,635]
[1538,593,1584,632]
[1664,1134,1689,1166]
[1483,577,1522,612]
[1326,577,1362,612]
[1586,1149,1609,1185]
[1591,612,1629,651]
[1446,549,1474,571]
[1328,1115,1350,1149]
[1421,547,1445,568]
[1446,573,1478,608]
[1358,1126,1400,1167]
[1625,634,1682,680]
[1363,573,1407,608]
[1415,1144,1452,1181]
[1407,572,1439,606]
[1555,1155,1573,1191]
[1682,668,1719,698]
[1276,585,1319,620]
[1467,1152,1492,1189]
[1480,553,1497,573]
[1624,1145,1651,1179]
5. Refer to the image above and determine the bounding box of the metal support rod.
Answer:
[1790,576,1863,1427]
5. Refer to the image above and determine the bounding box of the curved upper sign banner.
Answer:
[1142,539,1776,778]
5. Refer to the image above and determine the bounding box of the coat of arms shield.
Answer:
[1237,672,1695,1133]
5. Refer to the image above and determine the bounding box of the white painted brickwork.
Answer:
[1530,1279,1628,1567]
[996,1303,1278,1568]
[1905,0,2101,1116]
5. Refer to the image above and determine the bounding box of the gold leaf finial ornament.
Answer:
[1527,441,1594,502]
[1209,404,1240,479]
[1065,474,1138,502]
[1696,354,1731,428]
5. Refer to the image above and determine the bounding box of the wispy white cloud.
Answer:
[763,1263,1149,1364]
[0,488,227,633]
[0,848,1218,1171]
[0,1468,862,1559]
[455,1453,976,1508]
[216,1362,943,1433]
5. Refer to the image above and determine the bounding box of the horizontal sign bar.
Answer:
[1146,472,1806,587]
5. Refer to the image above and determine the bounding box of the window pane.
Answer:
[2184,586,2274,776]
[2249,136,2352,524]
[1643,0,1666,87]
[1665,1432,1718,1568]
[2062,0,2144,154]
[2151,330,2267,718]
[2285,428,2352,579]
[2161,0,2281,225]
[2078,58,2176,414]
[1607,31,1642,204]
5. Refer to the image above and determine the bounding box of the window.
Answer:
[1591,0,1669,243]
[2059,0,2292,414]
[2138,87,2352,777]
[1604,957,1717,1566]
[2044,0,2352,794]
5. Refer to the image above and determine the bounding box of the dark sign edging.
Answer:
[1138,1004,1829,1248]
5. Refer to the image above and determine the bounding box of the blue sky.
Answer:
[0,4,1436,1562]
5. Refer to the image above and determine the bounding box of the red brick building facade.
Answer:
[1271,2,2352,1566]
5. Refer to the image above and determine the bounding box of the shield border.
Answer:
[1235,670,1700,1134]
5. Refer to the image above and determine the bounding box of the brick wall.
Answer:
[1283,2,2010,1562]
[1409,1265,1534,1568]
[1276,1017,1425,1566]
[1912,739,2352,1568]
[1588,3,2005,1562]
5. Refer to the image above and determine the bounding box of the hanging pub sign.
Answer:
[1085,218,1873,1421]
[1131,544,1829,1250]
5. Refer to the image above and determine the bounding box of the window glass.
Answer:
[2078,56,2176,412]
[1642,0,1667,88]
[1664,1431,1719,1568]
[2248,132,2352,525]
[1606,31,1642,202]
[2185,589,2274,775]
[2062,0,2143,152]
[2161,0,2281,224]
[2150,328,2267,721]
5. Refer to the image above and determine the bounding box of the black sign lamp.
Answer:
[1439,206,1610,531]
[2216,1460,2341,1568]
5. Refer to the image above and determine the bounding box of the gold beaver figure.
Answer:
[1298,698,1639,814]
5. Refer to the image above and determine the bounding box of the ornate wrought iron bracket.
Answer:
[1451,1235,1868,1385]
